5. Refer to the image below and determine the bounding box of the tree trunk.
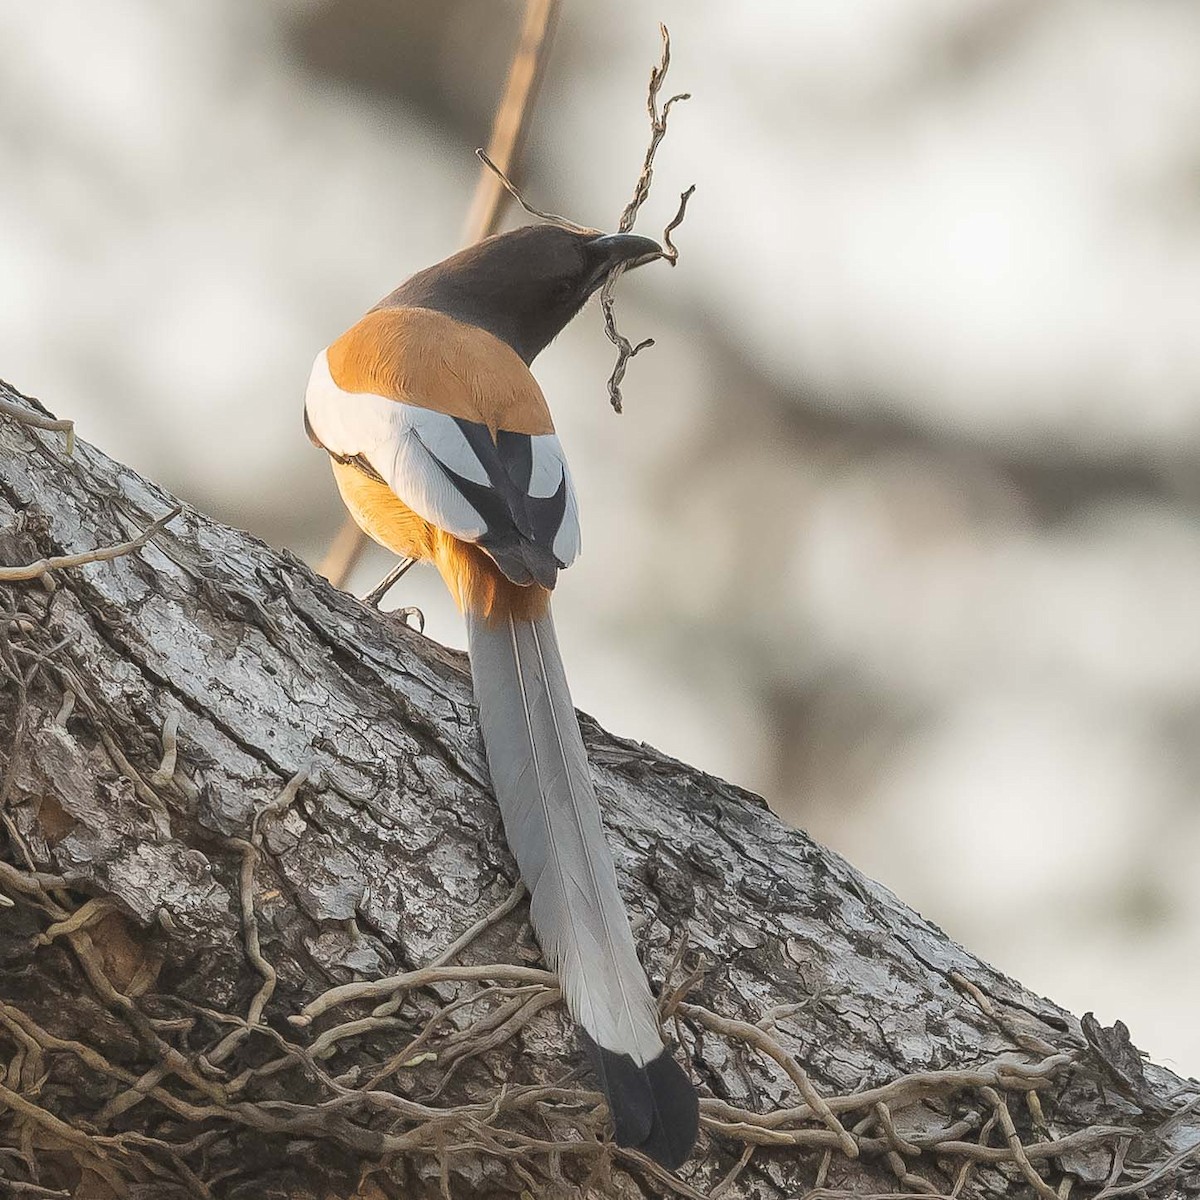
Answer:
[0,379,1196,1200]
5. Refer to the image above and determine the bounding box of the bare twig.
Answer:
[0,394,75,455]
[0,505,181,582]
[318,0,561,589]
[428,880,527,971]
[678,1001,858,1159]
[461,0,563,243]
[710,1144,755,1199]
[616,24,691,236]
[372,879,528,1019]
[368,985,543,1091]
[207,766,312,1068]
[951,1110,997,1198]
[980,1086,1059,1200]
[475,150,595,235]
[602,24,696,413]
[292,963,557,1027]
[600,268,656,415]
[661,184,697,265]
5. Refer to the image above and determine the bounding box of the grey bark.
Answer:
[0,378,1197,1200]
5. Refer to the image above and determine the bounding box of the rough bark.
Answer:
[0,378,1197,1200]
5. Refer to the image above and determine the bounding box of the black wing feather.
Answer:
[420,417,569,588]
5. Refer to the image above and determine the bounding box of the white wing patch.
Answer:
[529,436,581,566]
[305,350,582,565]
[306,350,488,540]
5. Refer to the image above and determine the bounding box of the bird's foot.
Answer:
[390,606,425,635]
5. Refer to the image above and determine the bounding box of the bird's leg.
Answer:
[362,557,416,607]
[361,558,424,633]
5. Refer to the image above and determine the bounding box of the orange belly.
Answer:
[332,460,433,560]
[331,460,549,623]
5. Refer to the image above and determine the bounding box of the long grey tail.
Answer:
[466,606,698,1168]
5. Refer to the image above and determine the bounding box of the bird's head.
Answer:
[381,224,663,364]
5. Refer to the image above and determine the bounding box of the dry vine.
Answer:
[0,834,1162,1200]
[600,23,696,413]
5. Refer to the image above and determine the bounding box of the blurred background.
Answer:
[2,0,1198,1076]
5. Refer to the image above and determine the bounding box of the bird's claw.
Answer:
[393,606,425,635]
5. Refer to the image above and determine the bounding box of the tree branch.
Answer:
[1,379,1197,1198]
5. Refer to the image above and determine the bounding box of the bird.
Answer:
[303,221,699,1169]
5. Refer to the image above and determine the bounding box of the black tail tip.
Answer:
[587,1040,699,1171]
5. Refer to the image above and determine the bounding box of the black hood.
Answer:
[376,224,663,364]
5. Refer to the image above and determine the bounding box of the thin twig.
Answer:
[461,0,562,243]
[292,963,557,1026]
[602,24,696,413]
[373,880,527,1018]
[0,395,75,455]
[979,1086,1059,1200]
[661,184,697,265]
[600,264,655,415]
[0,506,181,582]
[950,1110,995,1197]
[206,766,312,1068]
[678,1001,859,1159]
[710,1144,755,1199]
[616,24,691,235]
[366,985,541,1090]
[475,150,595,235]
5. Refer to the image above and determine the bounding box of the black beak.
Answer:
[585,232,664,279]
